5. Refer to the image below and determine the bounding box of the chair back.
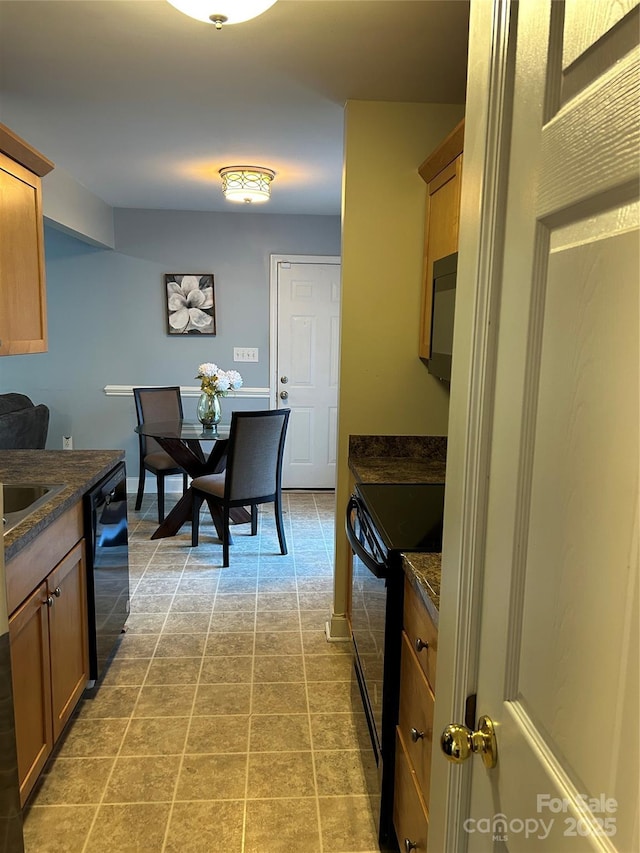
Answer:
[224,409,290,503]
[133,387,183,456]
[0,395,49,449]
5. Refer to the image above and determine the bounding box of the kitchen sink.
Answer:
[2,483,67,536]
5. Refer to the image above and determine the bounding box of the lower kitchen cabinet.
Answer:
[394,575,438,851]
[9,539,88,805]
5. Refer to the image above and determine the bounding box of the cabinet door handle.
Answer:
[410,727,425,742]
[404,840,418,852]
[53,587,61,597]
[46,596,54,607]
[415,637,428,652]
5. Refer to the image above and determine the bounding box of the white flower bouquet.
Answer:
[196,363,243,396]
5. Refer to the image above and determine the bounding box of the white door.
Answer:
[271,256,341,489]
[430,1,639,851]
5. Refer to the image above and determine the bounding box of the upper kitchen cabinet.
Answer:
[0,123,54,356]
[417,119,464,361]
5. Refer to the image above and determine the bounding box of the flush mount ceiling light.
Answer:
[166,0,278,28]
[219,166,276,204]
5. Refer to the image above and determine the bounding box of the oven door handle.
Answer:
[345,495,387,579]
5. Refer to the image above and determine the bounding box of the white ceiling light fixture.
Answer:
[166,0,278,29]
[219,166,276,204]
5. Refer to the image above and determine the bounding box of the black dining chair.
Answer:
[190,408,290,566]
[133,386,189,523]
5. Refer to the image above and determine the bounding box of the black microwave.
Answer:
[427,251,457,382]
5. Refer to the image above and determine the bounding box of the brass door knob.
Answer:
[441,715,497,769]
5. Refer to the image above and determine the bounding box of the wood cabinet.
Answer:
[393,575,439,852]
[7,506,88,806]
[0,123,54,356]
[418,119,464,360]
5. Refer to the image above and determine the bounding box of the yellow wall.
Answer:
[330,100,465,638]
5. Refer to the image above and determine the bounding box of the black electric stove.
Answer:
[356,482,446,556]
[346,480,445,851]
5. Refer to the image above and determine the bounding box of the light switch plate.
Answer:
[233,347,259,362]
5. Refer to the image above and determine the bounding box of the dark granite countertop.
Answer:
[347,435,445,619]
[1,450,125,562]
[402,552,441,626]
[348,435,446,485]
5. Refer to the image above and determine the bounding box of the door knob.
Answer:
[280,391,289,400]
[441,715,497,769]
[280,375,288,384]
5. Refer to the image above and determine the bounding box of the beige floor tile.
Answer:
[199,655,253,683]
[145,657,202,685]
[214,592,257,611]
[310,712,367,751]
[170,592,216,613]
[133,684,196,717]
[23,804,97,853]
[193,682,252,716]
[98,657,150,686]
[164,800,244,853]
[122,613,166,634]
[56,718,129,758]
[247,751,316,798]
[244,798,321,853]
[85,803,171,852]
[298,591,333,610]
[251,682,307,714]
[76,686,140,719]
[304,653,354,682]
[302,630,351,655]
[186,715,250,753]
[252,654,304,683]
[254,630,303,655]
[134,577,180,595]
[319,795,380,852]
[257,592,299,611]
[162,611,211,633]
[255,610,300,632]
[209,610,256,632]
[129,594,174,613]
[120,717,189,756]
[176,753,247,799]
[103,755,181,802]
[154,633,207,658]
[115,633,159,658]
[205,631,255,656]
[314,750,373,796]
[307,680,354,713]
[249,714,311,752]
[31,757,115,805]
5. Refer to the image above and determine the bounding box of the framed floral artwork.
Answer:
[165,274,216,335]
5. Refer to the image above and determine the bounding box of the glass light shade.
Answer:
[166,0,277,26]
[219,166,275,204]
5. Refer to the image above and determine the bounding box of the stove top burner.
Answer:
[357,482,445,553]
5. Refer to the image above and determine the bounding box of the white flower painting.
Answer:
[165,274,216,335]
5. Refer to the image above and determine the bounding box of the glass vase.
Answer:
[197,391,221,429]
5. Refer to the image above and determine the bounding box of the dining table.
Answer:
[134,419,250,540]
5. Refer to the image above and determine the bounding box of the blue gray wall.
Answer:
[0,208,340,478]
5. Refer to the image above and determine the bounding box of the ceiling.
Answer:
[0,0,469,216]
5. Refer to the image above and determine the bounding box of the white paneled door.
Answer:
[431,1,639,851]
[273,258,341,489]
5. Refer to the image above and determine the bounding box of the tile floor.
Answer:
[22,490,381,853]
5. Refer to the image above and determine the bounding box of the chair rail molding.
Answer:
[104,385,270,399]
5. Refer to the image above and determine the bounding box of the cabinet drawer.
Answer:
[6,501,83,614]
[393,729,429,853]
[398,631,435,805]
[403,576,437,691]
